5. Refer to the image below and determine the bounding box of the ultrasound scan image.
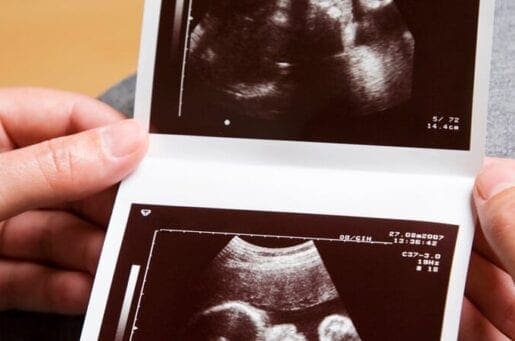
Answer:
[182,0,415,121]
[151,0,479,148]
[183,237,361,340]
[99,206,460,340]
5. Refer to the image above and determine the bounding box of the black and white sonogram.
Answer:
[183,0,414,120]
[99,205,459,340]
[183,237,360,340]
[150,0,480,149]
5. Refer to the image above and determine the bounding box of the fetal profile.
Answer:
[184,237,361,340]
[182,0,415,120]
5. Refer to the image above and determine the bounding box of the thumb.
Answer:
[473,157,515,278]
[0,119,148,221]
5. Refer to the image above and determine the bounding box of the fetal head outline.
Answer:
[182,237,362,340]
[185,301,270,340]
[185,301,361,340]
[318,314,361,341]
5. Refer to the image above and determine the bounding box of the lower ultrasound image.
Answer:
[99,205,459,341]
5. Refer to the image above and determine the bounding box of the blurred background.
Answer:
[0,0,144,97]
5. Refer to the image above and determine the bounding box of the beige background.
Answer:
[0,1,144,97]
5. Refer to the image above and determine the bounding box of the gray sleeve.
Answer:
[99,75,137,119]
[100,0,514,157]
[487,0,515,158]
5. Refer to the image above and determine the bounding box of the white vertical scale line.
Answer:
[129,231,161,340]
[175,0,194,117]
[115,265,141,341]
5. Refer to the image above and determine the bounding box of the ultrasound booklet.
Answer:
[81,0,495,340]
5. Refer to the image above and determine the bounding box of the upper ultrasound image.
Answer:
[151,0,479,148]
[183,0,415,121]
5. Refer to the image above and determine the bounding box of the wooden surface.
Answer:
[0,0,143,97]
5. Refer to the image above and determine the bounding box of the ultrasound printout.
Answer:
[100,205,459,341]
[150,0,480,150]
[83,1,491,339]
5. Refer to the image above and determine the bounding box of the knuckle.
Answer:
[0,266,15,310]
[485,197,515,239]
[0,220,9,255]
[37,138,77,193]
[502,297,515,338]
[83,231,104,275]
[38,213,59,261]
[48,272,90,313]
[46,273,67,312]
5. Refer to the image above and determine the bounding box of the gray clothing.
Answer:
[488,0,515,157]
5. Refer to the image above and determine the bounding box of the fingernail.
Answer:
[476,159,515,201]
[100,119,146,158]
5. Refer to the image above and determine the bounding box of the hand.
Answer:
[460,157,515,340]
[0,88,148,314]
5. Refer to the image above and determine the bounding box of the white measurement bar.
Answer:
[115,265,141,341]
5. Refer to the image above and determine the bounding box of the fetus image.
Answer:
[182,0,415,121]
[181,237,361,340]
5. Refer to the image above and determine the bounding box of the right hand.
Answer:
[459,157,515,340]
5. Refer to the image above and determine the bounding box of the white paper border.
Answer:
[134,0,495,177]
[83,157,477,340]
[81,0,495,339]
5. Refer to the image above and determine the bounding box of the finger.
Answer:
[0,260,91,314]
[473,222,506,272]
[459,297,509,341]
[0,119,148,221]
[43,186,118,227]
[0,210,104,275]
[474,157,515,278]
[0,87,124,150]
[70,185,119,227]
[465,251,515,338]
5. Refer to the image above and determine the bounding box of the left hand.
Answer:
[0,88,148,314]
